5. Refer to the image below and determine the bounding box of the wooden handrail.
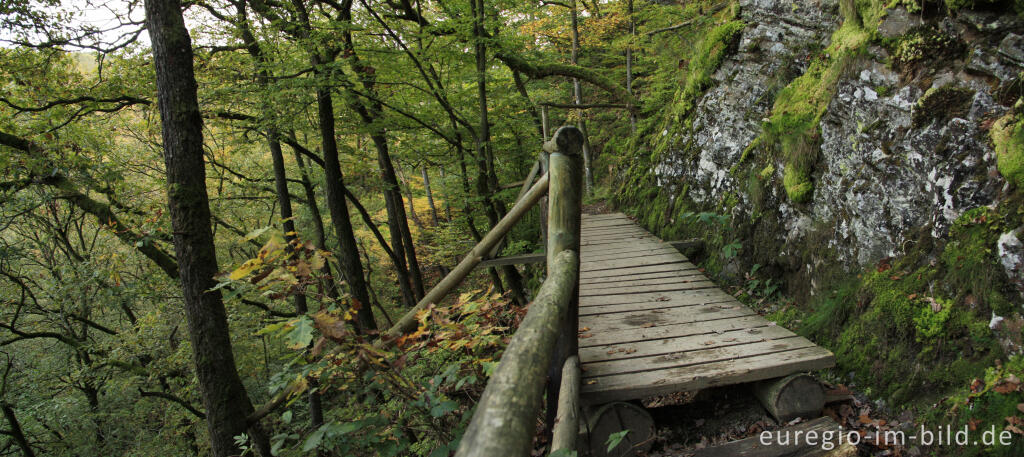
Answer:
[453,250,579,457]
[455,126,585,457]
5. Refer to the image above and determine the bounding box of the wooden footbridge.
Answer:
[384,126,836,457]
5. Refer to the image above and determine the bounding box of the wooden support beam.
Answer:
[551,355,581,453]
[752,373,825,423]
[384,173,550,340]
[544,125,585,438]
[478,253,546,268]
[454,251,580,457]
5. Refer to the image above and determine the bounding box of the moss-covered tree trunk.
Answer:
[143,1,269,455]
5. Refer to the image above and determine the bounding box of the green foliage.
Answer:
[606,429,631,452]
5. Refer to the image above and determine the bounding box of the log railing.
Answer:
[455,126,585,457]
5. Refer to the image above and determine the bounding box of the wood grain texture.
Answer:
[576,213,835,404]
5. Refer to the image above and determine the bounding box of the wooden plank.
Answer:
[580,219,637,229]
[581,225,649,235]
[581,233,658,245]
[692,417,851,457]
[580,291,735,316]
[581,254,691,272]
[579,280,718,297]
[478,253,546,268]
[580,324,798,364]
[581,247,683,263]
[581,272,707,292]
[580,269,701,285]
[582,336,816,378]
[578,314,772,348]
[580,346,836,404]
[580,240,668,254]
[580,262,703,280]
[580,288,731,307]
[578,302,755,332]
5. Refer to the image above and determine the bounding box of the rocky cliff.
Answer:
[613,0,1024,446]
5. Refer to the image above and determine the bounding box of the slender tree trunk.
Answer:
[627,0,637,134]
[570,0,595,192]
[472,0,526,305]
[395,161,424,230]
[144,1,269,455]
[421,165,439,226]
[314,75,377,333]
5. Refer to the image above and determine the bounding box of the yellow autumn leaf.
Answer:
[230,258,263,280]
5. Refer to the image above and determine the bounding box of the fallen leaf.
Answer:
[625,348,637,354]
[641,323,656,328]
[578,327,590,332]
[580,333,593,339]
[1017,403,1024,414]
[586,380,598,385]
[908,293,918,300]
[723,337,738,342]
[703,341,715,345]
[607,350,617,355]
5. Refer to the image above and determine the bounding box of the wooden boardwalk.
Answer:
[577,213,835,404]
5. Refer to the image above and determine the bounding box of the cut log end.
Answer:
[582,401,655,457]
[752,373,825,423]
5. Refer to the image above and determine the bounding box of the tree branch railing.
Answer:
[456,126,585,457]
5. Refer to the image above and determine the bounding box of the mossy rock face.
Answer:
[889,25,965,75]
[992,104,1024,189]
[911,84,976,128]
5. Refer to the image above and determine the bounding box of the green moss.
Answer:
[759,18,869,203]
[782,162,813,203]
[913,84,975,128]
[992,105,1024,189]
[652,18,745,159]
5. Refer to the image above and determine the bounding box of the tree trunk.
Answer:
[144,1,269,455]
[315,79,377,334]
[472,0,526,306]
[627,0,637,134]
[2,404,35,457]
[422,165,439,226]
[570,0,595,192]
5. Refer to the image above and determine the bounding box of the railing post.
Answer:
[543,125,584,438]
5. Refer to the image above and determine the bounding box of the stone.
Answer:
[998,228,1024,296]
[878,8,922,39]
[998,33,1024,66]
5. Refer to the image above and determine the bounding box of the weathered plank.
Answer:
[578,314,773,348]
[581,336,817,378]
[580,293,735,316]
[580,346,836,404]
[581,247,684,263]
[579,303,756,332]
[580,273,709,292]
[580,269,701,285]
[579,288,733,307]
[579,280,718,297]
[581,254,692,272]
[580,263,702,281]
[580,324,798,363]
